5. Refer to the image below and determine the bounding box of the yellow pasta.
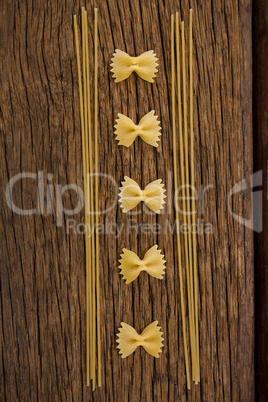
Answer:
[119,176,166,214]
[114,111,161,147]
[111,49,158,83]
[74,6,101,390]
[117,321,164,358]
[119,245,165,284]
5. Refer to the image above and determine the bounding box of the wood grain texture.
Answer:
[0,0,254,400]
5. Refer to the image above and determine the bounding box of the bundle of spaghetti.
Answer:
[73,6,101,390]
[176,12,196,383]
[171,14,190,390]
[171,9,200,387]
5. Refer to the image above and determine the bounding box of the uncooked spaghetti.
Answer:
[172,9,200,387]
[171,14,190,390]
[94,7,101,388]
[189,8,200,383]
[73,6,100,390]
[181,19,197,381]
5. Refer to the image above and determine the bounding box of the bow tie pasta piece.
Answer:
[119,245,166,284]
[119,176,166,214]
[116,321,164,358]
[111,49,158,83]
[114,111,161,147]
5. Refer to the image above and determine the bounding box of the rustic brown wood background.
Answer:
[0,0,255,400]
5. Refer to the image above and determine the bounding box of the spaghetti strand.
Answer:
[175,13,196,384]
[74,13,91,386]
[189,8,200,383]
[82,10,91,384]
[83,7,94,384]
[83,8,95,383]
[94,8,101,388]
[181,20,196,381]
[171,14,190,390]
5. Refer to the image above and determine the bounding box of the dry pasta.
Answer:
[117,322,164,358]
[119,245,165,284]
[114,111,161,147]
[111,49,158,83]
[119,176,166,214]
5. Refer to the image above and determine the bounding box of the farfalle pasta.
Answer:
[119,245,166,284]
[116,321,164,358]
[119,176,166,214]
[114,111,161,147]
[111,49,158,83]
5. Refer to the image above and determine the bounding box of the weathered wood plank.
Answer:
[0,0,254,400]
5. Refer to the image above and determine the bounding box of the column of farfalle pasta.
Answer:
[111,49,165,359]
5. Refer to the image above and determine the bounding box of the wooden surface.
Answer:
[0,0,254,400]
[253,0,268,401]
